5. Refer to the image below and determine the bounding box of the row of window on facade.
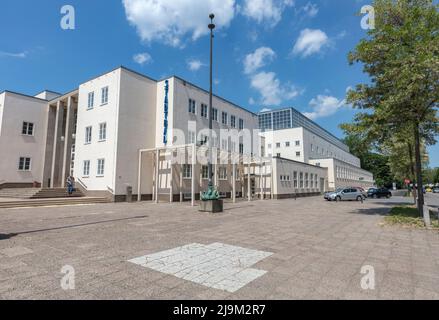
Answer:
[268,141,301,149]
[188,131,245,154]
[82,159,105,177]
[335,166,370,181]
[87,86,109,109]
[181,165,245,180]
[84,123,107,144]
[188,99,244,130]
[280,172,320,189]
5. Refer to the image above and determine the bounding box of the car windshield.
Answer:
[368,188,376,192]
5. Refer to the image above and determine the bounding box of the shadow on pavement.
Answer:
[0,233,17,240]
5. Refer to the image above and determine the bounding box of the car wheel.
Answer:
[373,194,377,199]
[356,196,363,201]
[336,196,341,202]
[386,194,391,199]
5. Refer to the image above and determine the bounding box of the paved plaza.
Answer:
[0,195,439,300]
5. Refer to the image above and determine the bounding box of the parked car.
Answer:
[432,187,439,194]
[367,188,392,199]
[327,188,366,202]
[425,187,432,193]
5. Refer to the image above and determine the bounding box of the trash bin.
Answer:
[126,186,133,203]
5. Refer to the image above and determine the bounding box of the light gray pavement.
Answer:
[0,196,438,300]
[426,193,439,208]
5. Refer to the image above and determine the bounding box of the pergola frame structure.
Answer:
[137,144,273,206]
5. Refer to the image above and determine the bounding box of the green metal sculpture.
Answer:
[201,185,219,201]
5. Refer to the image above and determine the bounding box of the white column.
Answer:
[50,102,61,188]
[247,159,251,202]
[232,162,236,203]
[270,159,274,200]
[155,149,159,204]
[260,158,263,200]
[191,144,196,207]
[61,97,72,187]
[169,160,173,203]
[179,163,183,203]
[137,150,142,202]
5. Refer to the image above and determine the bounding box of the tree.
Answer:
[346,0,439,214]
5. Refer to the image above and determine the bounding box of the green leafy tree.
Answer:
[346,0,439,214]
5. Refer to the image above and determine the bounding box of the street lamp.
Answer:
[202,13,219,201]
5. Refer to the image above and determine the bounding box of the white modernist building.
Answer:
[259,108,374,191]
[0,66,374,202]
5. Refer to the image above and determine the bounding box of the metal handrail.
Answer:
[77,178,88,190]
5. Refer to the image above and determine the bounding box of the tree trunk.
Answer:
[414,123,425,215]
[407,141,416,204]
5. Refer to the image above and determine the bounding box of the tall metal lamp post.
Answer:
[201,13,219,201]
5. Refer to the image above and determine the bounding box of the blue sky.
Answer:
[1,0,437,167]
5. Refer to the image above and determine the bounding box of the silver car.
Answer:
[327,188,366,202]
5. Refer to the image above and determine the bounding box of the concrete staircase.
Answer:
[0,188,41,199]
[0,197,110,209]
[31,188,84,199]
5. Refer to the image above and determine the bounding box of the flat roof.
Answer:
[0,90,49,102]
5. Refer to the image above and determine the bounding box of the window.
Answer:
[296,152,301,157]
[97,159,105,176]
[22,122,34,136]
[201,104,208,118]
[268,144,272,149]
[188,99,196,114]
[88,92,94,109]
[221,139,228,150]
[201,166,208,179]
[295,141,300,146]
[311,144,314,152]
[285,142,290,147]
[85,126,92,144]
[293,172,298,188]
[310,174,314,188]
[230,141,236,153]
[300,172,304,188]
[219,167,227,180]
[222,112,228,125]
[212,108,218,121]
[276,153,281,158]
[188,131,196,144]
[18,157,31,171]
[305,173,309,188]
[230,115,236,128]
[276,143,281,148]
[239,143,244,154]
[101,86,109,105]
[239,118,244,130]
[99,123,107,141]
[183,164,192,179]
[83,160,90,176]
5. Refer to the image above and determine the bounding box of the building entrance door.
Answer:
[320,178,325,193]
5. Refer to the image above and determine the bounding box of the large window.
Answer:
[83,160,90,176]
[293,171,298,188]
[88,92,94,109]
[188,99,196,114]
[18,157,31,171]
[222,112,228,125]
[97,159,105,176]
[201,103,208,118]
[101,86,109,105]
[310,174,314,188]
[230,115,236,128]
[85,126,92,144]
[239,143,244,155]
[239,118,244,130]
[201,166,208,179]
[99,122,107,141]
[212,108,218,121]
[22,122,34,136]
[305,173,309,188]
[182,164,192,179]
[219,167,227,180]
[188,130,196,144]
[299,172,304,188]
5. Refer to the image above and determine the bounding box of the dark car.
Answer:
[367,188,392,199]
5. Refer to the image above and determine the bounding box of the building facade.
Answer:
[0,66,374,201]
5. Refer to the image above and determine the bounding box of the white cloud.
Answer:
[187,59,206,71]
[303,95,346,120]
[260,107,272,112]
[250,71,301,106]
[293,28,329,57]
[0,51,27,58]
[242,0,294,27]
[301,2,318,17]
[133,52,152,65]
[122,0,236,47]
[243,47,276,75]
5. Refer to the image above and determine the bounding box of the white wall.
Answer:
[35,91,60,101]
[272,157,328,195]
[74,69,121,192]
[0,92,48,185]
[114,69,157,195]
[262,128,305,162]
